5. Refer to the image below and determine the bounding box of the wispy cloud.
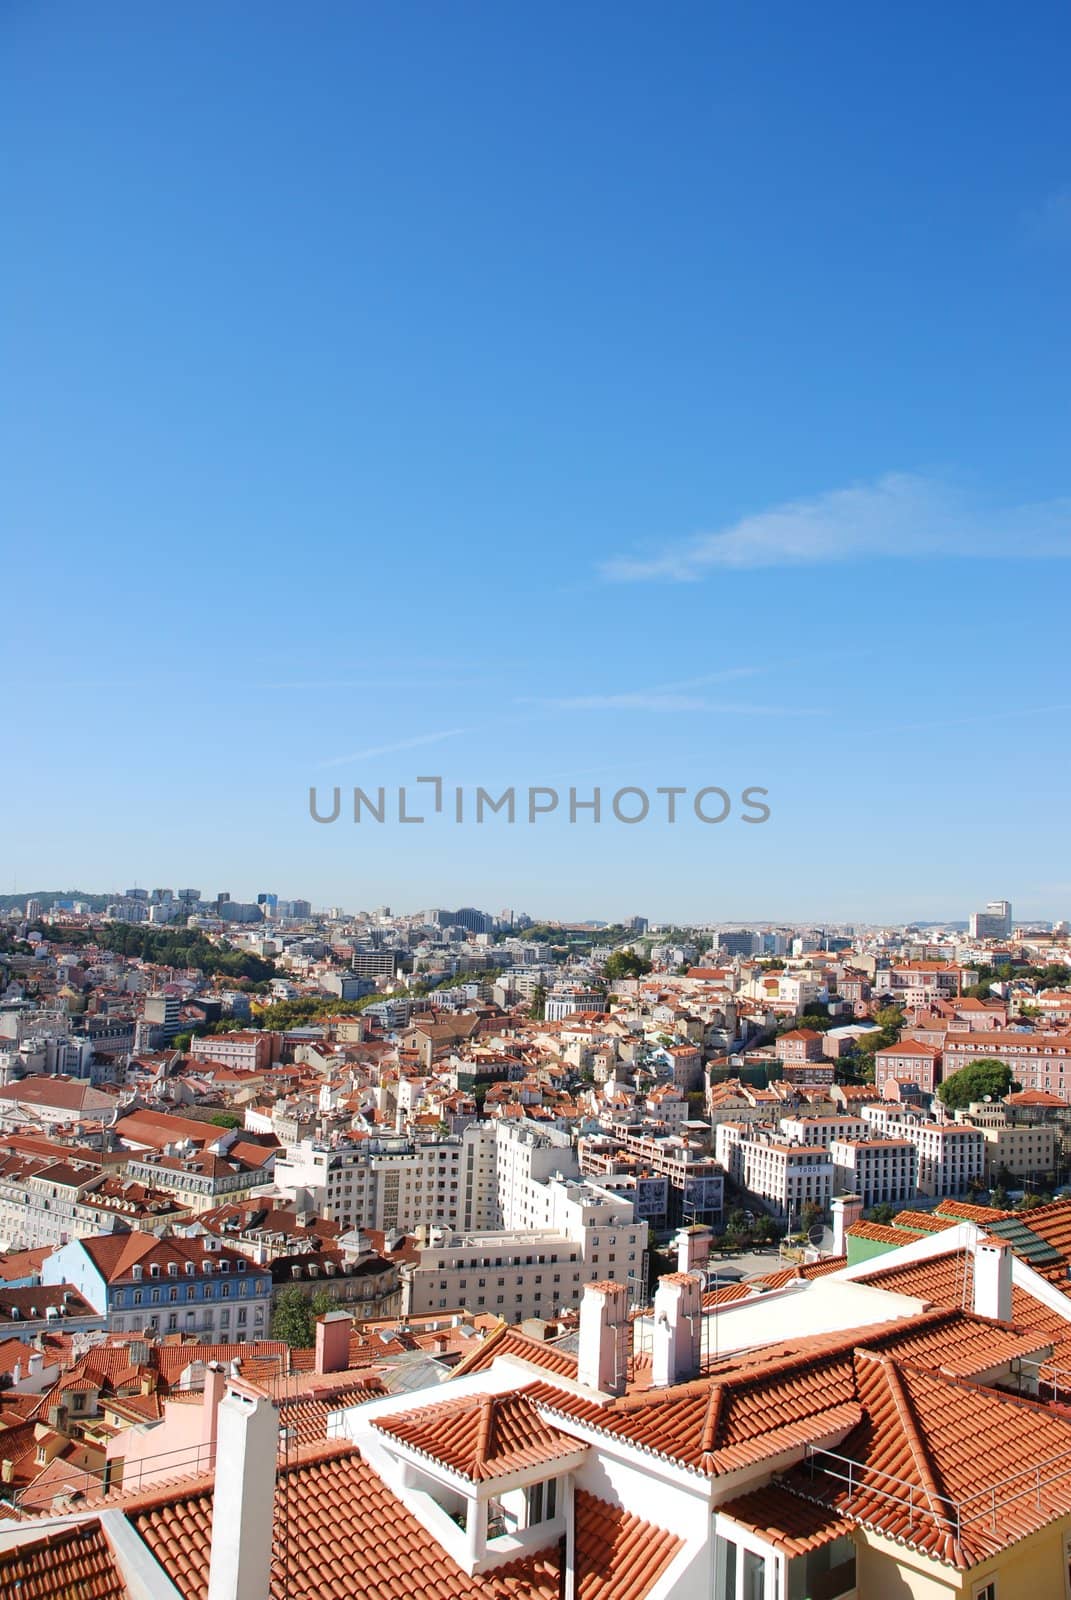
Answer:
[320,727,470,768]
[1024,187,1071,245]
[517,666,766,713]
[601,474,1071,582]
[528,694,817,714]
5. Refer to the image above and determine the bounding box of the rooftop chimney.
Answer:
[831,1193,864,1256]
[207,1381,279,1600]
[676,1225,712,1277]
[201,1362,227,1462]
[577,1281,629,1396]
[973,1237,1013,1323]
[652,1272,702,1387]
[314,1310,352,1375]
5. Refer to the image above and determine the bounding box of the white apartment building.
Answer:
[911,1122,986,1198]
[494,1122,580,1228]
[275,1123,500,1236]
[859,1104,986,1199]
[740,1141,833,1222]
[399,1178,647,1321]
[778,1115,868,1149]
[715,1121,834,1221]
[829,1137,917,1209]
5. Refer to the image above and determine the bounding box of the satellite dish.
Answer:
[808,1224,825,1248]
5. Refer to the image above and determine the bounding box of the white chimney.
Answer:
[676,1225,712,1276]
[207,1381,279,1600]
[577,1281,629,1396]
[831,1193,864,1256]
[652,1272,702,1387]
[973,1237,1013,1323]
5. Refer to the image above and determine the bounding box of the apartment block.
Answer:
[829,1137,917,1208]
[399,1179,647,1321]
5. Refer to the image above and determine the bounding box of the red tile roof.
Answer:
[451,1321,579,1380]
[530,1310,1054,1475]
[798,1352,1071,1568]
[125,1441,678,1600]
[0,1518,126,1600]
[374,1390,582,1481]
[718,1484,855,1555]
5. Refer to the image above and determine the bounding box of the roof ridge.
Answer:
[699,1384,725,1458]
[474,1392,496,1475]
[857,1352,959,1543]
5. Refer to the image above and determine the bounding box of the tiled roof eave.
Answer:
[530,1398,712,1479]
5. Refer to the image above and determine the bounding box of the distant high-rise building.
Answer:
[628,916,649,934]
[25,898,42,924]
[176,889,201,907]
[216,892,231,911]
[719,930,759,957]
[143,993,181,1042]
[969,899,1012,940]
[257,893,279,918]
[451,907,494,935]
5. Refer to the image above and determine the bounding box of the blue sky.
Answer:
[3,2,1070,923]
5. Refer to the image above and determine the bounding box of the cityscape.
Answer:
[5,3,1071,1599]
[2,890,1071,1599]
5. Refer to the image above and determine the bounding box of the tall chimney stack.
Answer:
[973,1237,1013,1323]
[676,1225,712,1277]
[831,1193,864,1257]
[652,1272,702,1387]
[577,1281,629,1396]
[207,1381,279,1600]
[314,1310,352,1375]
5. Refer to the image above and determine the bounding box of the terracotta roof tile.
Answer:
[373,1390,582,1481]
[717,1484,856,1555]
[451,1321,578,1380]
[0,1518,126,1600]
[127,1441,677,1600]
[796,1354,1071,1568]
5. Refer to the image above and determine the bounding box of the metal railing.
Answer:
[806,1441,1071,1540]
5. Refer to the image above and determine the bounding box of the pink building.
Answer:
[874,1038,942,1094]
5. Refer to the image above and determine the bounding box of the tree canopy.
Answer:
[269,1285,339,1347]
[602,950,653,982]
[98,924,277,983]
[937,1057,1014,1110]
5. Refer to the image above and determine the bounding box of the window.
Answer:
[743,1549,766,1600]
[972,1585,996,1600]
[714,1535,737,1598]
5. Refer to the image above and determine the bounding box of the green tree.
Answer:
[529,985,547,1021]
[208,1111,241,1129]
[936,1058,1014,1112]
[603,950,653,982]
[866,1203,896,1225]
[270,1285,339,1348]
[799,1201,825,1236]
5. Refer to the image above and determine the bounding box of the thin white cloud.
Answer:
[530,694,817,714]
[320,727,470,768]
[516,667,763,713]
[1025,187,1071,244]
[601,474,1071,582]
